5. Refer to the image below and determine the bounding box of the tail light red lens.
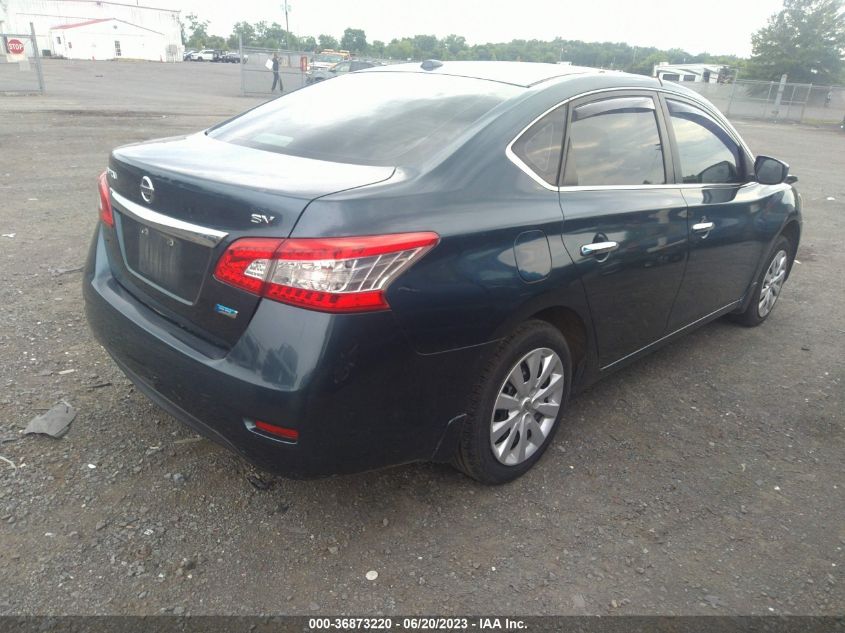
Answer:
[98,171,114,227]
[213,232,439,313]
[212,238,283,294]
[254,420,299,441]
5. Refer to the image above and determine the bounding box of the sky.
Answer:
[170,0,785,57]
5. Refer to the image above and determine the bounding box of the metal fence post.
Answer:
[30,22,45,94]
[800,84,812,123]
[772,74,787,121]
[239,34,245,97]
[726,69,739,116]
[764,82,775,119]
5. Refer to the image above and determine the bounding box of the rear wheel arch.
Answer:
[489,297,591,378]
[530,306,588,381]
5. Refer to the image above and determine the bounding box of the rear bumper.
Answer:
[83,226,485,477]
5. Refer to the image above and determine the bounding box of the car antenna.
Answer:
[420,59,443,71]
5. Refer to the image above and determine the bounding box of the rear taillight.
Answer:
[213,232,439,313]
[98,171,114,227]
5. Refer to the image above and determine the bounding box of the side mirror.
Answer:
[755,155,790,185]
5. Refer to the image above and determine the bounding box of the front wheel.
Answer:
[732,235,793,327]
[454,320,572,484]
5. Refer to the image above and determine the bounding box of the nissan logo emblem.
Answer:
[140,176,155,204]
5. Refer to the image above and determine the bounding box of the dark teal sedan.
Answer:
[84,61,801,483]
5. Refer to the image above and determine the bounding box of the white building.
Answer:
[653,62,726,84]
[0,0,182,61]
[50,18,168,61]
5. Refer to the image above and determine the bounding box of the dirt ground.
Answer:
[0,60,843,616]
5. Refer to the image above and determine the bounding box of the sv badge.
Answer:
[250,213,276,225]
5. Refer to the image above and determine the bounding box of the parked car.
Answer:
[182,50,196,61]
[84,61,801,483]
[192,49,219,62]
[222,51,243,63]
[305,59,375,84]
[309,50,350,73]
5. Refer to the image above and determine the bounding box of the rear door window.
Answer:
[667,99,742,184]
[562,96,666,187]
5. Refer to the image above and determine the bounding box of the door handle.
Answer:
[580,241,619,257]
[691,221,715,234]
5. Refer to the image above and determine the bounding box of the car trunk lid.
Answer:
[105,133,394,348]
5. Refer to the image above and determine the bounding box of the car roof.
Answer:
[362,60,645,88]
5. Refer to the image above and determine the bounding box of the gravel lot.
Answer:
[0,60,843,616]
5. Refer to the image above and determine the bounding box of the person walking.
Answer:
[271,53,283,93]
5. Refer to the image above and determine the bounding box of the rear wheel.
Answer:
[454,320,572,484]
[732,235,793,327]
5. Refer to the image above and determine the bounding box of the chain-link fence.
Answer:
[684,78,844,125]
[239,37,310,97]
[0,24,45,94]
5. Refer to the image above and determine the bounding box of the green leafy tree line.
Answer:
[182,18,740,75]
[182,0,844,83]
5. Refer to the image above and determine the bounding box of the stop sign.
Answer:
[7,39,25,55]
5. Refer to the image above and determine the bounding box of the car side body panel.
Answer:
[668,182,789,329]
[560,188,690,367]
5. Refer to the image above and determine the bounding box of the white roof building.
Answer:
[653,62,726,84]
[50,18,168,61]
[0,0,182,61]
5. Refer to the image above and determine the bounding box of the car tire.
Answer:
[454,320,572,484]
[731,235,793,327]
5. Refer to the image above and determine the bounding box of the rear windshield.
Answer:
[209,72,520,166]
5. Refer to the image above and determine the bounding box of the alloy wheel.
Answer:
[758,249,788,318]
[490,347,564,466]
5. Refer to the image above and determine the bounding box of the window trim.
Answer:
[572,95,656,121]
[505,86,755,192]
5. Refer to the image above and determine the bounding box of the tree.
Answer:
[385,38,413,60]
[443,34,467,57]
[299,35,318,52]
[746,0,845,84]
[341,28,368,53]
[228,21,256,48]
[253,21,269,42]
[318,34,339,50]
[258,22,288,48]
[205,35,227,50]
[370,40,386,57]
[628,51,665,76]
[411,34,438,59]
[184,13,210,49]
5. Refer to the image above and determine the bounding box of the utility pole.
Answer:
[282,2,290,49]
